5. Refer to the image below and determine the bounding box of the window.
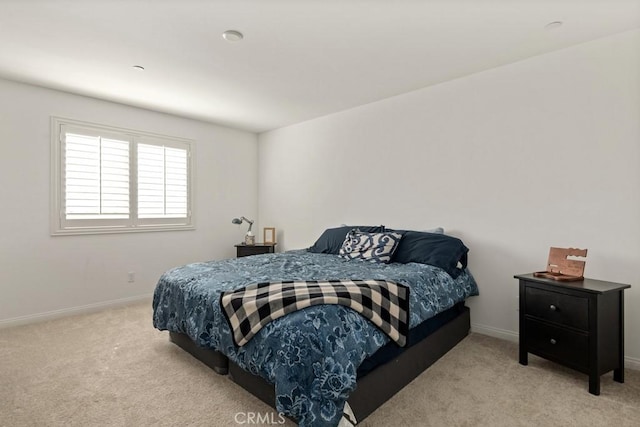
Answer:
[51,117,194,235]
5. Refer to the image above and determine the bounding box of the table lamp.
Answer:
[232,216,255,245]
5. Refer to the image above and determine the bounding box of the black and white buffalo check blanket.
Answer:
[220,279,410,347]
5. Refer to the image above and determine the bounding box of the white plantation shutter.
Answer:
[64,132,130,220]
[52,118,194,235]
[137,141,189,220]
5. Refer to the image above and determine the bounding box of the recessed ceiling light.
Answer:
[545,21,563,30]
[132,65,145,71]
[222,30,244,42]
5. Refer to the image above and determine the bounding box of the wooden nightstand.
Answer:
[235,243,276,258]
[515,273,630,395]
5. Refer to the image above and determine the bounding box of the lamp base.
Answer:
[244,234,256,246]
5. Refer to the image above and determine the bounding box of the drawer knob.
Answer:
[549,304,557,311]
[550,338,557,345]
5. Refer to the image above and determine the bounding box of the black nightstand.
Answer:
[515,273,630,395]
[235,243,276,258]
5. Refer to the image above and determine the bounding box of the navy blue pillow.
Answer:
[308,226,385,254]
[391,231,469,278]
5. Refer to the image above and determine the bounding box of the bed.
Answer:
[152,227,478,426]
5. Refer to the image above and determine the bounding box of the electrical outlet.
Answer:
[128,272,135,283]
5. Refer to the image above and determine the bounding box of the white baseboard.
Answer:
[471,322,519,342]
[625,356,640,371]
[471,322,639,371]
[0,294,153,329]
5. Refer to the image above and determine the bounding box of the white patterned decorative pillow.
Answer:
[339,229,403,263]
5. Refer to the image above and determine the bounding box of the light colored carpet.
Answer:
[0,301,638,427]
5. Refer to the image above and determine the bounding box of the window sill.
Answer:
[51,224,195,236]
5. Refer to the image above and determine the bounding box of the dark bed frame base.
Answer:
[169,332,229,375]
[169,306,470,424]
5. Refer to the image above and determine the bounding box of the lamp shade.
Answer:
[231,216,254,232]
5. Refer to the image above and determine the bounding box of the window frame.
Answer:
[51,117,195,236]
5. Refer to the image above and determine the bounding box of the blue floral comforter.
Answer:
[152,250,478,426]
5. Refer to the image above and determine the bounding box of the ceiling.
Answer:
[0,1,639,133]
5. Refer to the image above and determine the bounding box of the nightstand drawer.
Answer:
[525,287,588,330]
[235,243,276,258]
[526,318,589,371]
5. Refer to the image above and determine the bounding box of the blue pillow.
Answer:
[339,230,403,263]
[308,226,385,254]
[391,231,469,278]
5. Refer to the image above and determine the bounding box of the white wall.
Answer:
[258,30,640,363]
[0,79,258,325]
